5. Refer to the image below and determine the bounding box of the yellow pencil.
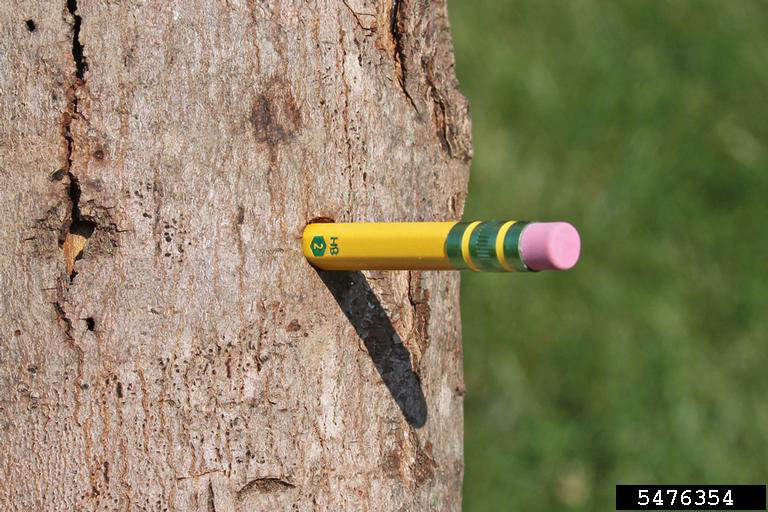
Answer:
[303,221,580,272]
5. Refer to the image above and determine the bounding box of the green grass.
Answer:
[449,1,768,509]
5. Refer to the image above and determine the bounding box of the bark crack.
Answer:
[53,0,94,467]
[407,271,431,372]
[422,59,451,157]
[207,479,216,512]
[237,477,295,497]
[53,301,75,341]
[390,0,419,115]
[53,301,85,423]
[341,0,376,33]
[60,0,94,280]
[67,0,88,79]
[176,469,225,481]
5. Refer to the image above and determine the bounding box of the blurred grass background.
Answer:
[448,1,768,510]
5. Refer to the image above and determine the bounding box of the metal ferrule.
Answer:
[444,220,531,272]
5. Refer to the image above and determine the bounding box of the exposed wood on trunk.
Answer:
[0,0,471,509]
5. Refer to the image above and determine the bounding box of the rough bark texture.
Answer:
[0,0,471,510]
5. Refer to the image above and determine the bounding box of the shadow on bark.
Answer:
[316,269,427,428]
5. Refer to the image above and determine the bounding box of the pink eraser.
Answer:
[519,222,581,271]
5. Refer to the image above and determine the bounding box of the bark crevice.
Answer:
[237,477,296,497]
[52,300,85,425]
[207,479,216,512]
[61,168,95,279]
[67,0,88,79]
[66,173,96,238]
[60,0,95,280]
[422,58,452,157]
[407,271,431,372]
[390,0,419,115]
[341,0,376,33]
[53,301,74,338]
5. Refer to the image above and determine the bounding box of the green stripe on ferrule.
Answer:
[468,221,506,272]
[503,221,530,271]
[445,221,470,270]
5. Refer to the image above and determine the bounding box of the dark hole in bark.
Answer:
[25,19,36,32]
[68,174,96,238]
[85,317,95,331]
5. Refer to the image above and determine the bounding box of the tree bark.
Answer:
[0,0,471,510]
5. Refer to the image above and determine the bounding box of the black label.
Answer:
[616,485,766,510]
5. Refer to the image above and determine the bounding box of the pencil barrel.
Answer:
[302,221,532,272]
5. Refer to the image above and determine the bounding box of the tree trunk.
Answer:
[1,0,471,510]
